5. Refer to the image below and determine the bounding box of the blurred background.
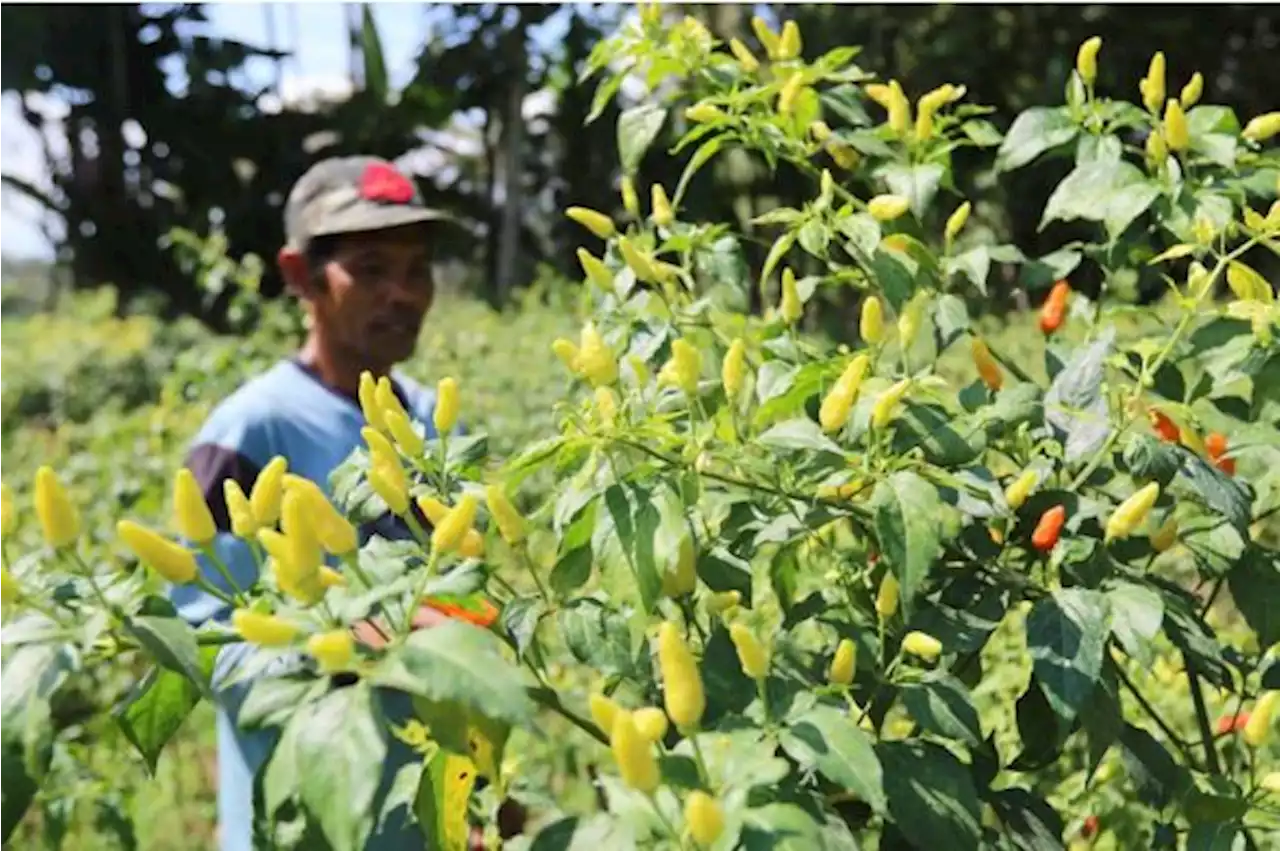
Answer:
[0,4,1277,848]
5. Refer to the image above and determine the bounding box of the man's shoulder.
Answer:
[192,361,302,457]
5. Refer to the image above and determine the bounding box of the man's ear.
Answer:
[277,246,315,299]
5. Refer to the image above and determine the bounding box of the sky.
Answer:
[0,2,449,260]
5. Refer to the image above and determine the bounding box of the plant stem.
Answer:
[1184,658,1222,775]
[200,544,247,604]
[1112,655,1199,768]
[400,550,440,635]
[689,733,712,787]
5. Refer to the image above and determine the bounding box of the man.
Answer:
[171,156,458,850]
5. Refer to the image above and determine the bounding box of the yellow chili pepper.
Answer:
[232,609,300,646]
[552,338,580,373]
[259,529,322,605]
[1242,112,1280,143]
[829,638,857,686]
[374,376,409,425]
[117,520,198,584]
[1,567,19,605]
[828,141,860,170]
[1180,72,1204,109]
[659,339,702,395]
[384,409,425,459]
[1243,691,1277,747]
[432,494,479,554]
[632,707,669,743]
[861,296,885,344]
[722,338,747,399]
[778,72,803,116]
[590,692,621,735]
[434,377,460,435]
[223,480,258,539]
[250,456,288,527]
[868,194,910,221]
[1004,470,1038,510]
[577,248,613,291]
[358,371,387,433]
[610,710,659,792]
[657,621,705,729]
[1146,128,1168,163]
[34,466,79,550]
[971,337,1004,391]
[777,20,801,60]
[1105,482,1160,543]
[417,496,449,526]
[308,630,355,673]
[565,206,615,239]
[281,489,324,570]
[729,622,769,679]
[1151,516,1179,552]
[1141,51,1166,113]
[0,483,14,538]
[1164,99,1190,152]
[685,103,726,124]
[875,573,900,620]
[620,176,639,218]
[864,83,893,109]
[369,463,409,516]
[173,468,216,545]
[578,323,618,387]
[730,38,759,72]
[685,790,726,847]
[458,529,485,559]
[1076,36,1102,86]
[484,484,525,545]
[751,16,780,59]
[902,631,942,662]
[819,353,870,434]
[871,379,912,428]
[887,80,911,137]
[945,201,971,245]
[706,590,741,615]
[779,267,804,324]
[283,476,358,556]
[651,184,674,227]
[595,386,619,426]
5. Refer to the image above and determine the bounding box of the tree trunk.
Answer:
[493,18,527,304]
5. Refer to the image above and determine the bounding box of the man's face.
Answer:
[300,225,435,370]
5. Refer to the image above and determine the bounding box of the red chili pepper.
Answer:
[1039,280,1070,335]
[1081,815,1099,839]
[1216,456,1236,476]
[424,597,500,628]
[1031,505,1066,553]
[1205,432,1229,459]
[1215,712,1249,735]
[1148,410,1179,443]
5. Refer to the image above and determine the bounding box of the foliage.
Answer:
[4,10,1280,851]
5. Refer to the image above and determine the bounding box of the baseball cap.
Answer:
[283,155,452,251]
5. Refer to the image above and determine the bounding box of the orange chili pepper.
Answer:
[1031,505,1066,553]
[1039,280,1070,335]
[1205,432,1235,474]
[1216,712,1249,735]
[1149,410,1180,443]
[423,597,500,628]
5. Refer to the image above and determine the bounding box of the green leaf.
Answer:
[371,621,533,725]
[1079,665,1123,778]
[900,671,982,747]
[947,247,992,296]
[820,84,873,127]
[697,547,752,599]
[414,740,479,851]
[1041,159,1161,239]
[674,136,726,206]
[1119,723,1190,808]
[876,162,946,220]
[961,119,1003,147]
[758,418,843,455]
[115,653,214,774]
[997,107,1078,172]
[741,803,826,850]
[528,815,637,851]
[988,788,1065,851]
[1183,774,1249,825]
[617,104,668,173]
[125,615,212,698]
[1176,450,1252,532]
[877,740,982,851]
[869,246,918,311]
[761,230,798,292]
[933,294,971,347]
[1026,588,1110,725]
[1227,551,1280,648]
[239,676,323,731]
[558,599,639,679]
[1106,582,1163,667]
[1018,248,1081,292]
[550,545,593,596]
[604,483,663,613]
[294,685,386,851]
[797,219,830,258]
[1045,325,1114,462]
[871,471,943,617]
[359,4,389,103]
[1185,823,1240,851]
[501,596,547,659]
[780,705,885,814]
[701,625,757,727]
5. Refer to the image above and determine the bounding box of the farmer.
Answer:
[170,156,462,851]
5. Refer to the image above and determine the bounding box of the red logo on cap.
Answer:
[359,162,415,204]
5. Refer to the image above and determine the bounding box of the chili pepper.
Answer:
[651,184,674,227]
[1031,505,1066,553]
[730,623,770,679]
[358,371,387,433]
[1149,409,1180,443]
[1151,516,1179,552]
[972,338,1004,391]
[871,379,912,428]
[686,791,725,847]
[118,520,198,584]
[1141,51,1166,113]
[1242,112,1280,143]
[829,638,857,686]
[1105,482,1160,543]
[1040,280,1070,334]
[308,630,355,673]
[706,591,741,615]
[432,494,479,554]
[551,339,580,373]
[578,324,618,387]
[612,710,659,792]
[485,485,526,545]
[1244,692,1276,747]
[565,206,615,239]
[778,72,803,115]
[780,267,803,324]
[945,201,971,245]
[1076,36,1102,86]
[1004,470,1039,510]
[233,609,300,646]
[618,237,659,283]
[577,248,613,291]
[659,339,702,395]
[868,194,910,221]
[385,409,425,459]
[173,468,216,545]
[729,38,759,72]
[887,80,911,137]
[1216,711,1250,735]
[1164,99,1189,152]
[1180,72,1204,108]
[902,631,942,662]
[657,622,705,729]
[875,573,900,619]
[751,16,780,58]
[590,692,620,735]
[632,707,669,743]
[224,480,258,539]
[685,103,726,124]
[423,597,499,628]
[777,20,802,60]
[434,377,460,435]
[819,354,870,433]
[722,338,747,398]
[595,386,619,426]
[861,296,885,344]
